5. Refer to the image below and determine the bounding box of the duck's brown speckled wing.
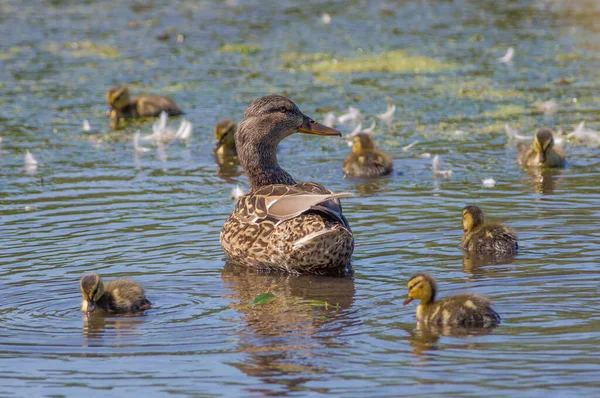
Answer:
[234,183,351,229]
[221,183,354,274]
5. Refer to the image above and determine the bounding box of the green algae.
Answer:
[46,41,121,59]
[218,43,262,54]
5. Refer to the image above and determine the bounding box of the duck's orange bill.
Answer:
[297,116,341,136]
[403,297,414,306]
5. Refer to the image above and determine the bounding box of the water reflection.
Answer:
[462,254,516,278]
[214,154,242,181]
[81,313,146,344]
[221,264,355,387]
[522,167,564,195]
[348,175,392,195]
[406,325,497,357]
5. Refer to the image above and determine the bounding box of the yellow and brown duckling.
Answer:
[404,273,501,328]
[462,205,518,256]
[80,273,151,315]
[518,128,565,167]
[343,133,393,177]
[213,119,237,156]
[106,85,182,128]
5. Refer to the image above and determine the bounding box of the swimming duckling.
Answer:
[518,128,565,167]
[106,85,182,128]
[80,273,151,315]
[213,119,237,156]
[403,273,501,328]
[462,205,518,255]
[343,133,393,177]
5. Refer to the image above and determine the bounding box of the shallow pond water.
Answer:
[1,0,600,396]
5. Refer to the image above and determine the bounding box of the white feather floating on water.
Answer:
[361,120,376,134]
[230,185,246,200]
[143,111,193,144]
[82,120,91,132]
[420,152,431,158]
[504,123,532,141]
[320,13,332,25]
[539,99,558,115]
[323,112,337,128]
[24,150,38,173]
[337,106,362,126]
[482,178,496,188]
[347,122,362,138]
[402,140,419,152]
[174,119,193,141]
[376,97,395,127]
[566,121,600,147]
[432,155,452,177]
[133,130,151,154]
[498,47,514,63]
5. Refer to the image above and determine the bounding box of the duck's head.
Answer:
[533,129,555,164]
[351,133,375,153]
[106,85,130,113]
[403,273,437,306]
[80,273,105,315]
[236,95,340,153]
[213,119,237,154]
[462,205,485,233]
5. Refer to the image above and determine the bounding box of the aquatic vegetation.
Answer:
[218,43,262,54]
[46,41,121,58]
[286,50,454,74]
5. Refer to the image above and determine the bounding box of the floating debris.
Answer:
[24,150,38,173]
[143,111,193,144]
[320,12,332,25]
[24,205,36,211]
[133,130,151,154]
[420,152,431,158]
[539,99,558,115]
[250,291,276,305]
[402,140,419,152]
[432,155,452,177]
[230,185,246,200]
[337,106,362,126]
[376,97,395,127]
[361,120,376,134]
[482,178,496,188]
[504,123,532,141]
[347,122,362,138]
[498,47,514,63]
[82,120,91,132]
[323,112,337,128]
[566,121,600,147]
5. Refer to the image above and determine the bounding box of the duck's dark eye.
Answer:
[278,107,288,114]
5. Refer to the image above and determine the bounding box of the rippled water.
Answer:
[1,0,600,396]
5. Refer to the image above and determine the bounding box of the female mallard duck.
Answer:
[343,132,393,177]
[462,205,518,255]
[220,95,354,274]
[518,128,565,167]
[106,85,182,128]
[80,273,151,315]
[403,273,500,328]
[213,119,237,156]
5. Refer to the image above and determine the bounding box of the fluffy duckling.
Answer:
[106,85,182,128]
[80,273,151,315]
[403,273,501,328]
[462,205,518,255]
[343,133,393,177]
[213,119,237,156]
[518,128,565,167]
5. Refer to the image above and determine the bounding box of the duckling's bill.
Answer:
[297,116,341,136]
[403,296,414,306]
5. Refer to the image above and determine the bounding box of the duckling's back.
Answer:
[343,149,393,178]
[462,223,518,255]
[102,279,152,313]
[135,95,182,117]
[423,294,501,328]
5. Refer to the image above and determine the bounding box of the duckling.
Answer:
[106,85,182,128]
[518,128,565,167]
[462,205,518,255]
[403,273,501,328]
[213,119,237,156]
[343,133,393,177]
[80,273,151,315]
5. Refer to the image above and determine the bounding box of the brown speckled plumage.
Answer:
[517,128,565,167]
[80,273,151,314]
[106,85,182,128]
[220,95,354,274]
[404,273,500,329]
[213,119,237,155]
[343,133,393,178]
[461,205,518,255]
